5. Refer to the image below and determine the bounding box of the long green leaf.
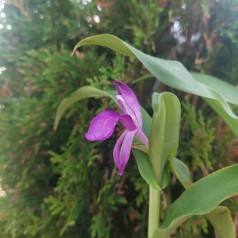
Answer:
[149,92,181,184]
[170,158,235,238]
[153,164,238,237]
[191,72,238,105]
[74,35,213,98]
[74,34,238,136]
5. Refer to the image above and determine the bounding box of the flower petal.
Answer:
[136,128,148,146]
[119,114,137,131]
[85,110,120,141]
[113,130,137,176]
[113,81,142,127]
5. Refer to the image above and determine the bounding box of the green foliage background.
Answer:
[0,0,238,237]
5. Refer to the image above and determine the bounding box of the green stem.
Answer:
[148,186,161,238]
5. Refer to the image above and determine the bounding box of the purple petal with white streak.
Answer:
[85,110,120,141]
[113,130,137,176]
[113,81,142,127]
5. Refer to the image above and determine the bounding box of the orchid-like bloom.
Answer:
[85,81,148,176]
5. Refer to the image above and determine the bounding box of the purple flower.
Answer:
[85,81,148,176]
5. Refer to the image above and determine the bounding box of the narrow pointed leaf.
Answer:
[153,164,238,237]
[54,86,115,130]
[74,34,238,136]
[73,34,133,56]
[170,158,192,189]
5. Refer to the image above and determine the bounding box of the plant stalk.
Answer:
[148,185,161,238]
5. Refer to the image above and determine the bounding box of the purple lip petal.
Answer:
[119,114,137,131]
[113,131,126,173]
[136,128,148,147]
[113,130,137,176]
[85,110,120,141]
[113,81,142,127]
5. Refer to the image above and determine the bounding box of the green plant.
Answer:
[55,34,238,237]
